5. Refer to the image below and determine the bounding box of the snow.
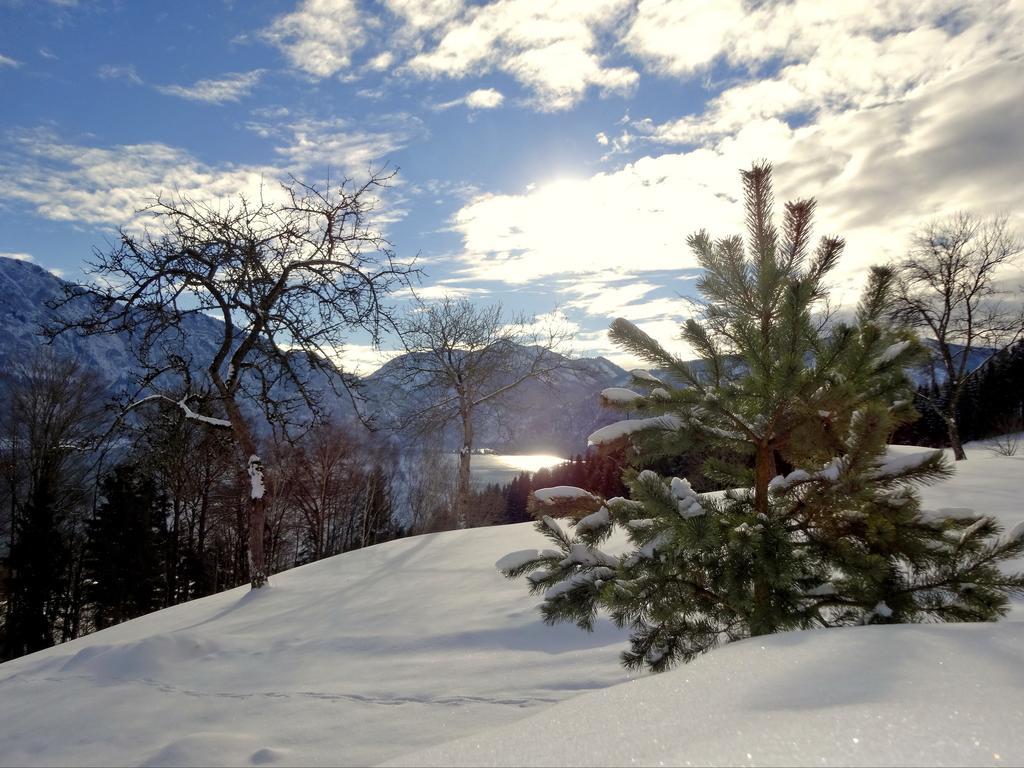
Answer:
[494,549,547,572]
[247,455,266,500]
[575,506,610,533]
[533,486,597,505]
[587,415,684,446]
[769,447,940,491]
[599,387,643,404]
[872,447,942,477]
[1,441,1023,767]
[393,621,1024,767]
[0,526,633,767]
[629,368,663,384]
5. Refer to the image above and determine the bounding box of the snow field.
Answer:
[0,443,1022,766]
[0,527,632,767]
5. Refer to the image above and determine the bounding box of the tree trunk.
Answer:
[751,441,777,636]
[753,442,776,517]
[222,397,268,589]
[946,415,967,461]
[249,496,268,587]
[455,409,474,529]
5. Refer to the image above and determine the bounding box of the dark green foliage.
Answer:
[5,476,72,657]
[501,162,1024,672]
[85,464,168,630]
[894,341,1024,448]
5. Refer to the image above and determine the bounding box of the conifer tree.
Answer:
[500,162,1024,671]
[85,464,168,630]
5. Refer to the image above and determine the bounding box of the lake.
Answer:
[462,453,566,486]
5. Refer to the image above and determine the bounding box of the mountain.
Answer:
[0,257,630,453]
[0,443,1021,766]
[0,256,998,457]
[0,257,227,395]
[363,347,631,455]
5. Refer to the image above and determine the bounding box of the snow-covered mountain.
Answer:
[0,256,996,456]
[0,443,1021,766]
[0,256,227,395]
[0,257,631,453]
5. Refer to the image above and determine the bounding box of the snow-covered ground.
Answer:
[1,444,1023,767]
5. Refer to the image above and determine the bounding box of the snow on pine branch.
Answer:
[576,506,611,533]
[600,387,643,405]
[533,486,599,505]
[769,448,942,492]
[545,567,617,600]
[630,369,664,385]
[588,415,684,446]
[495,549,559,572]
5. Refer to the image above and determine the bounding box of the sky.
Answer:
[1,0,1023,373]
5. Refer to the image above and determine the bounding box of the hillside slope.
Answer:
[0,444,1022,766]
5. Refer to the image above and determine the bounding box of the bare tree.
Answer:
[891,212,1024,460]
[393,297,567,528]
[46,173,414,588]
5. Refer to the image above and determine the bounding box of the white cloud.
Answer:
[0,251,33,261]
[448,53,1024,311]
[0,53,21,68]
[623,1,1022,144]
[155,70,265,104]
[622,0,743,77]
[449,144,753,284]
[366,51,395,72]
[464,87,504,109]
[0,118,418,229]
[336,343,404,376]
[405,0,638,110]
[97,64,142,84]
[262,0,366,78]
[267,116,420,176]
[396,282,488,300]
[434,87,505,111]
[0,130,277,227]
[382,0,463,32]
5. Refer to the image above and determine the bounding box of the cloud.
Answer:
[262,0,366,78]
[382,0,463,32]
[335,343,404,376]
[154,70,265,104]
[464,87,504,109]
[366,51,395,72]
[405,0,638,110]
[622,1,1022,144]
[396,282,488,300]
[0,118,419,228]
[97,64,142,84]
[0,251,33,261]
[0,53,22,68]
[447,52,1024,312]
[261,115,421,176]
[434,87,504,111]
[0,129,275,227]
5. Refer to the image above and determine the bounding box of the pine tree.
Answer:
[500,162,1024,671]
[84,464,168,630]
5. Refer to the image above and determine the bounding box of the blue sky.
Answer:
[1,0,1023,372]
